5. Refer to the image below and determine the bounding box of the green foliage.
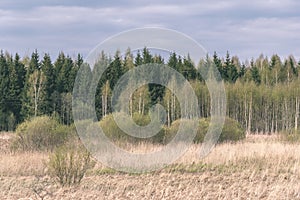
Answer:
[20,51,41,120]
[0,52,12,130]
[98,112,165,143]
[163,120,184,144]
[12,116,73,151]
[1,48,300,136]
[251,66,261,85]
[134,50,143,66]
[202,117,245,143]
[213,51,239,83]
[279,130,300,143]
[196,118,210,142]
[40,54,55,115]
[218,117,246,142]
[167,117,245,144]
[132,112,151,126]
[48,143,95,187]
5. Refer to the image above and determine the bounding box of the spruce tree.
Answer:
[21,50,41,119]
[41,54,55,115]
[0,51,10,130]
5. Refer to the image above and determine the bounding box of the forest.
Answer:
[0,48,300,134]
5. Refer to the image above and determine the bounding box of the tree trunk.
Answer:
[247,94,252,134]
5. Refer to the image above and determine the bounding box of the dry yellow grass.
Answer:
[1,133,300,199]
[0,152,47,177]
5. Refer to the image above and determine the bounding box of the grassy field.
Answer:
[1,133,300,199]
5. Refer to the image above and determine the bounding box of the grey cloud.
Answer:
[0,0,299,61]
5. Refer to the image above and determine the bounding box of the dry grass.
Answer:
[0,152,48,177]
[2,133,300,199]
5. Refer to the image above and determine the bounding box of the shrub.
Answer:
[48,143,95,187]
[279,129,300,143]
[132,112,151,126]
[163,119,199,144]
[12,116,73,151]
[218,117,245,142]
[167,117,245,144]
[97,112,165,144]
[99,113,126,141]
[94,114,245,144]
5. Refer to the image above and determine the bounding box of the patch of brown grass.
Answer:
[2,134,300,199]
[0,152,48,177]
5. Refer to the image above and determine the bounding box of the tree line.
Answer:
[0,48,300,134]
[0,50,81,130]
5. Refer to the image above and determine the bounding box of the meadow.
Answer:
[1,133,300,199]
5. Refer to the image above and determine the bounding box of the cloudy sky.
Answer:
[0,0,299,61]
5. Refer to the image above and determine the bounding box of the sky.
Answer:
[0,0,300,62]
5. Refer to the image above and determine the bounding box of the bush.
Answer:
[163,119,198,144]
[12,116,74,151]
[48,143,95,187]
[167,117,245,144]
[93,114,245,145]
[97,112,165,144]
[279,129,300,143]
[218,117,245,142]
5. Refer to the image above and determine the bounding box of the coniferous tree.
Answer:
[11,54,25,124]
[213,52,223,79]
[224,51,239,83]
[251,66,261,85]
[41,54,55,115]
[168,52,178,71]
[108,51,123,89]
[1,48,300,134]
[54,52,66,93]
[134,51,143,66]
[21,50,41,120]
[182,55,198,80]
[0,52,10,130]
[7,56,18,129]
[142,47,153,64]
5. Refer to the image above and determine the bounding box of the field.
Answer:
[1,133,300,199]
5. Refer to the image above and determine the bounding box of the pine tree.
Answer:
[7,55,18,129]
[134,51,143,66]
[224,51,239,83]
[0,51,10,130]
[168,52,178,71]
[182,55,197,80]
[27,50,40,75]
[142,47,153,64]
[21,50,42,119]
[54,52,66,93]
[11,53,25,124]
[251,66,261,85]
[109,51,123,89]
[41,54,55,115]
[213,51,223,79]
[56,56,74,93]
